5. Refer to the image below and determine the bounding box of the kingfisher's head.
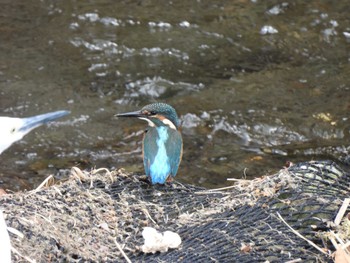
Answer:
[116,103,180,130]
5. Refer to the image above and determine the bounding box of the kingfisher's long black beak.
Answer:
[116,110,145,118]
[19,110,70,133]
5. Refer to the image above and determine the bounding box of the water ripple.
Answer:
[115,77,204,103]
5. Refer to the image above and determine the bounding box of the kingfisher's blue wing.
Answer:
[166,129,183,178]
[142,128,158,177]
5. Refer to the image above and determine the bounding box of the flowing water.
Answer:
[0,0,349,190]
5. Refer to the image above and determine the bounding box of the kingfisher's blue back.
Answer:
[143,126,183,184]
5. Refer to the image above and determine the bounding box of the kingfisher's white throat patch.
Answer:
[139,117,155,127]
[161,118,176,130]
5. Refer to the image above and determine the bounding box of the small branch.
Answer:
[226,178,250,182]
[276,212,328,256]
[6,227,24,239]
[36,175,54,190]
[11,246,36,263]
[285,258,302,263]
[334,198,350,226]
[343,240,350,250]
[92,168,114,183]
[52,186,63,196]
[26,175,54,196]
[114,239,131,263]
[329,236,339,251]
[207,185,238,191]
[142,208,157,225]
[27,175,54,196]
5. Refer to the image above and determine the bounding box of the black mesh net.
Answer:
[1,160,349,262]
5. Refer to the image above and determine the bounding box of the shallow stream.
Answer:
[1,0,349,190]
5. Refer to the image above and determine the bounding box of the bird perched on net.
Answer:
[0,110,70,154]
[117,103,183,184]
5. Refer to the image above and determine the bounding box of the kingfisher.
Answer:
[117,103,183,184]
[0,110,70,154]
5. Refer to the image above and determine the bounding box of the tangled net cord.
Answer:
[1,160,349,262]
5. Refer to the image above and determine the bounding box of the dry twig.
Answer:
[335,198,350,226]
[114,239,132,263]
[276,212,328,256]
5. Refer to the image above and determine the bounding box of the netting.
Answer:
[1,160,349,262]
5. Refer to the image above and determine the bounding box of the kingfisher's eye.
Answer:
[150,111,156,115]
